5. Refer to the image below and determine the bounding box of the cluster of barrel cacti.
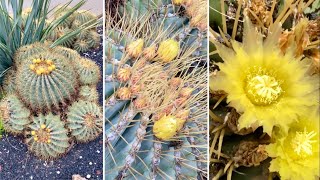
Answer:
[0,42,102,160]
[19,7,100,53]
[49,8,100,53]
[105,0,208,179]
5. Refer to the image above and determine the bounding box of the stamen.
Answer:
[291,128,317,157]
[245,70,282,105]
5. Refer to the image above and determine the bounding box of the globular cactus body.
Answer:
[2,69,17,94]
[79,85,99,102]
[67,100,103,142]
[0,95,30,135]
[15,52,78,112]
[25,113,70,160]
[77,58,101,85]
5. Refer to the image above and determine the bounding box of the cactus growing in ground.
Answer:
[25,113,70,160]
[49,9,100,53]
[0,94,30,135]
[79,85,99,102]
[15,48,79,112]
[67,100,103,142]
[105,1,208,179]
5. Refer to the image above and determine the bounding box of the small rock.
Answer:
[72,174,87,180]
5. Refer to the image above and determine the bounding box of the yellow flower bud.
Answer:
[51,65,56,70]
[126,39,144,58]
[133,97,148,109]
[31,131,36,135]
[46,60,53,65]
[153,115,186,140]
[41,124,46,129]
[116,87,132,100]
[39,67,45,74]
[157,39,179,63]
[47,139,51,143]
[32,59,37,63]
[172,0,184,5]
[29,64,36,70]
[36,69,42,75]
[36,59,41,63]
[179,87,194,98]
[143,45,157,60]
[48,66,53,71]
[34,137,38,141]
[117,67,131,82]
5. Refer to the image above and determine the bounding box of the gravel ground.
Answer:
[0,26,104,180]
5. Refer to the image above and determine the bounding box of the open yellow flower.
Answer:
[212,17,319,135]
[266,110,319,180]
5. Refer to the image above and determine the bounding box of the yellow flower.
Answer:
[153,115,186,140]
[266,110,319,180]
[212,17,319,135]
[157,39,179,63]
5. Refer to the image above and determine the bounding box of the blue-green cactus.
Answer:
[67,100,103,142]
[76,58,101,85]
[25,113,70,160]
[0,94,30,135]
[15,49,79,112]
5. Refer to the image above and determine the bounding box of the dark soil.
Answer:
[0,26,104,180]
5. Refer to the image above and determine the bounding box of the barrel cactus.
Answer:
[25,113,70,160]
[49,8,100,53]
[77,57,101,85]
[15,47,79,112]
[105,0,208,179]
[67,100,103,142]
[79,85,99,102]
[2,69,16,94]
[0,94,30,135]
